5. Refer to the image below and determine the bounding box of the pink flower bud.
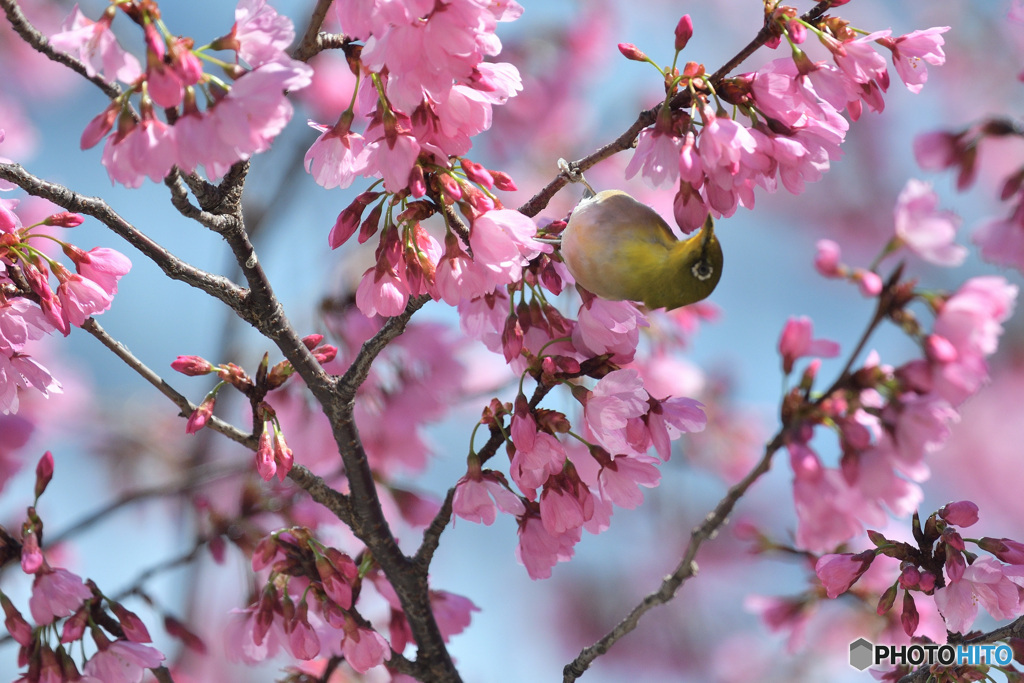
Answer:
[313,344,337,364]
[856,270,882,297]
[814,239,842,277]
[898,565,921,589]
[165,615,207,653]
[186,396,214,434]
[34,451,54,499]
[675,15,694,51]
[1,593,33,646]
[901,591,919,636]
[925,334,958,363]
[301,334,324,350]
[461,159,494,188]
[255,428,276,481]
[20,528,42,574]
[110,602,152,643]
[171,355,213,375]
[251,535,278,571]
[918,571,936,592]
[617,43,648,62]
[44,212,84,228]
[939,500,979,528]
[488,170,515,192]
[978,537,1024,564]
[81,104,119,150]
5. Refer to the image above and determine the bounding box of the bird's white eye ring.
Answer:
[692,261,714,281]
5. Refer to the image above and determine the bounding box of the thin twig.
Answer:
[562,432,785,682]
[337,294,431,401]
[47,462,249,547]
[81,319,256,448]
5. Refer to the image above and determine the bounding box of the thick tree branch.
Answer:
[291,0,336,62]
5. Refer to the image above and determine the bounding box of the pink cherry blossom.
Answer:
[232,0,296,68]
[56,274,112,327]
[515,512,581,580]
[539,479,593,535]
[583,369,650,456]
[880,27,950,94]
[304,119,369,190]
[931,276,1017,404]
[510,410,566,492]
[431,590,479,641]
[29,567,92,624]
[468,209,549,288]
[49,5,142,83]
[830,31,891,87]
[452,469,525,524]
[355,266,408,318]
[364,129,421,192]
[815,550,875,599]
[341,625,390,673]
[596,454,661,509]
[83,640,165,682]
[973,203,1024,272]
[934,557,1024,633]
[624,121,683,189]
[778,316,840,374]
[0,352,62,415]
[893,179,965,266]
[571,298,648,364]
[225,606,284,664]
[0,298,54,353]
[75,247,132,295]
[646,395,707,460]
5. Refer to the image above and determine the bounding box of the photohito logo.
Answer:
[849,638,1013,671]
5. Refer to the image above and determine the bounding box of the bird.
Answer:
[559,188,723,311]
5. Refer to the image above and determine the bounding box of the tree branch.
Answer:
[291,0,337,62]
[81,318,256,448]
[0,0,123,100]
[0,164,247,309]
[336,294,431,402]
[562,432,785,682]
[517,0,836,220]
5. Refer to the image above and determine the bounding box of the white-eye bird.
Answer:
[560,189,723,310]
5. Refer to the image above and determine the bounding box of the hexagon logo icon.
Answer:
[849,638,874,671]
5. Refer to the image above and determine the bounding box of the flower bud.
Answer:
[674,15,693,51]
[617,43,647,62]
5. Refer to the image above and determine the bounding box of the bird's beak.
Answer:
[698,214,715,253]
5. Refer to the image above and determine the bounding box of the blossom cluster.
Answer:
[0,197,130,414]
[817,501,1024,659]
[228,527,477,675]
[623,11,949,234]
[452,288,710,579]
[50,0,313,186]
[5,453,166,682]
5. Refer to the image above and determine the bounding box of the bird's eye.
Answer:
[692,260,714,281]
